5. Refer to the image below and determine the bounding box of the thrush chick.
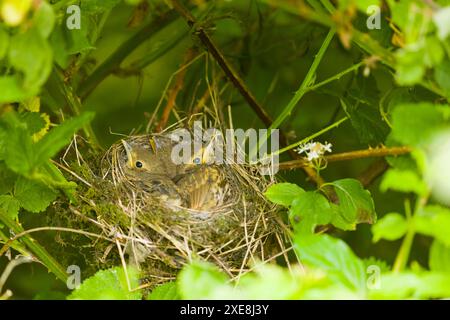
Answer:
[119,138,184,206]
[175,165,226,211]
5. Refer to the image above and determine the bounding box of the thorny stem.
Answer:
[169,0,274,127]
[278,146,412,170]
[170,0,324,185]
[268,29,336,134]
[263,0,446,97]
[272,117,348,157]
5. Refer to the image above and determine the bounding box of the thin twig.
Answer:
[279,146,411,170]
[156,48,196,132]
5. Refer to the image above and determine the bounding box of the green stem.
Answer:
[0,210,68,283]
[307,62,363,92]
[393,198,424,273]
[269,29,335,132]
[271,117,348,156]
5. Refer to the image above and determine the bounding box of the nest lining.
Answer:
[49,127,289,288]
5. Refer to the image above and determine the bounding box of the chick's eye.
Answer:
[135,161,143,168]
[193,157,201,164]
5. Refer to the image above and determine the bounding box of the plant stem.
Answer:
[272,116,347,156]
[269,29,336,132]
[393,199,414,273]
[169,0,274,127]
[307,62,363,92]
[279,146,411,170]
[0,210,68,283]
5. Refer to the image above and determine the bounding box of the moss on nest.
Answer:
[47,126,289,288]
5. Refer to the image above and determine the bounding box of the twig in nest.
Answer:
[156,48,197,132]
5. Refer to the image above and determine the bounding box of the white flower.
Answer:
[295,141,332,162]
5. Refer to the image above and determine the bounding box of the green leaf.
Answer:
[14,177,58,213]
[429,240,450,272]
[331,178,377,226]
[371,213,408,242]
[32,1,55,39]
[264,183,305,207]
[0,162,16,194]
[294,234,366,293]
[380,169,428,196]
[8,28,53,89]
[0,26,9,60]
[68,266,142,300]
[178,260,229,299]
[390,103,447,146]
[147,282,179,300]
[4,122,36,175]
[341,98,389,145]
[0,195,20,220]
[434,60,450,98]
[20,112,46,135]
[34,112,95,165]
[289,192,333,234]
[369,271,450,299]
[395,48,426,85]
[0,76,36,104]
[414,205,450,246]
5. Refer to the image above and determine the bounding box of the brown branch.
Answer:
[169,0,274,127]
[156,48,196,132]
[358,159,389,187]
[170,0,325,186]
[278,146,411,171]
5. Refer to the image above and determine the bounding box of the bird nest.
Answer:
[48,125,289,288]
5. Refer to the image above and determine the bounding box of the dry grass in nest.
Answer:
[52,124,290,288]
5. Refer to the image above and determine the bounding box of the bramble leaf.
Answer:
[372,213,408,242]
[68,266,142,300]
[265,183,305,207]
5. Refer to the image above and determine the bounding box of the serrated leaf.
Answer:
[414,205,450,246]
[0,162,17,194]
[331,178,377,225]
[380,169,428,196]
[0,195,20,220]
[341,98,389,144]
[289,192,333,234]
[14,177,58,213]
[429,240,450,272]
[147,282,179,300]
[264,183,305,207]
[294,234,366,293]
[371,213,408,242]
[4,122,36,174]
[68,266,142,300]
